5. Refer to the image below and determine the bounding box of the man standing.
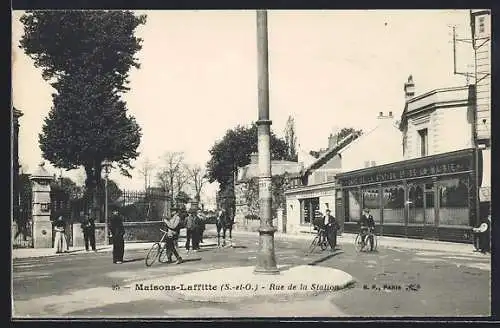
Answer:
[197,209,206,244]
[163,209,183,264]
[110,210,125,264]
[81,214,96,252]
[472,214,491,253]
[184,209,196,253]
[324,209,340,251]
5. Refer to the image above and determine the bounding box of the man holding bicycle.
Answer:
[359,208,375,251]
[162,209,183,264]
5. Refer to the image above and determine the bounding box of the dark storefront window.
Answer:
[439,177,470,226]
[346,190,362,222]
[300,197,319,224]
[362,188,381,223]
[382,185,405,224]
[408,184,424,224]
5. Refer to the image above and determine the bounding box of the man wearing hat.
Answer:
[184,208,198,253]
[81,213,96,252]
[163,208,183,264]
[110,209,125,264]
[323,209,340,251]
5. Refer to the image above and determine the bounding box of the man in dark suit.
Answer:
[110,210,125,264]
[81,214,96,252]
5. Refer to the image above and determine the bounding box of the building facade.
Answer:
[284,115,402,235]
[336,77,478,243]
[470,9,491,216]
[337,148,477,242]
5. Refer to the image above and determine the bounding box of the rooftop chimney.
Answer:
[328,133,338,149]
[389,111,393,117]
[404,75,415,101]
[250,152,258,165]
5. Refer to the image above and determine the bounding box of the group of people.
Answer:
[184,208,206,253]
[159,207,208,265]
[314,209,340,251]
[53,210,126,264]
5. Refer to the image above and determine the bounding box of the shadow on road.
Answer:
[180,258,202,263]
[122,258,144,263]
[200,243,217,248]
[307,250,344,266]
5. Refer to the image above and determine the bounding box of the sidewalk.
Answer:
[231,229,480,255]
[12,236,217,260]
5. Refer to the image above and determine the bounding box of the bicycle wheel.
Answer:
[145,242,161,267]
[354,234,364,252]
[158,244,171,263]
[372,234,378,251]
[320,235,328,250]
[308,236,319,253]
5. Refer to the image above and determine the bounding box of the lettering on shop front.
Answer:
[341,160,470,187]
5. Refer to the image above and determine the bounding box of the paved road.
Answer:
[12,232,490,318]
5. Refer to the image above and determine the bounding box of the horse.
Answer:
[216,209,234,248]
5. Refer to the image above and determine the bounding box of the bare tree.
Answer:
[155,152,186,204]
[188,164,208,202]
[138,157,155,192]
[174,164,191,197]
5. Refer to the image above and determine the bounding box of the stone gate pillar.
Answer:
[30,162,53,248]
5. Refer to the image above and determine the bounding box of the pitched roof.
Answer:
[302,132,361,175]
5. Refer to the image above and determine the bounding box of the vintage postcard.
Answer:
[11,9,491,318]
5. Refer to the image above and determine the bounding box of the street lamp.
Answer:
[254,10,279,274]
[102,160,112,245]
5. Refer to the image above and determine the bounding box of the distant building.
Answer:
[336,76,479,243]
[234,153,302,228]
[285,113,400,234]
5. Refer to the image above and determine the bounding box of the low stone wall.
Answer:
[72,221,164,247]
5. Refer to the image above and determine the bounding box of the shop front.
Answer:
[335,148,477,243]
[284,182,337,235]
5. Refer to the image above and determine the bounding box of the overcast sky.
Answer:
[12,9,475,198]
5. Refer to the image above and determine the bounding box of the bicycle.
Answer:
[307,227,329,253]
[354,228,378,252]
[145,229,171,267]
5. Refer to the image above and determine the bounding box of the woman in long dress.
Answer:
[54,216,68,254]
